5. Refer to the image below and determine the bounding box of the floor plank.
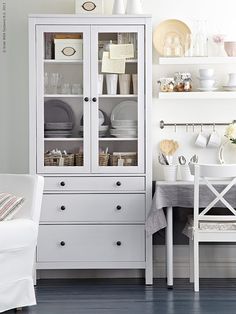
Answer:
[5,279,236,314]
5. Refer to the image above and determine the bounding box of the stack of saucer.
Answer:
[197,69,217,92]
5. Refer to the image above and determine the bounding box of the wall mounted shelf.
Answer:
[158,57,236,65]
[158,91,236,100]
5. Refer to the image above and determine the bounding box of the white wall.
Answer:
[1,0,236,175]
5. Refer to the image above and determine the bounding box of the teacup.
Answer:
[199,79,215,89]
[195,132,209,148]
[227,73,236,86]
[199,68,214,79]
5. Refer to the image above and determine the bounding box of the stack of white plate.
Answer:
[79,125,109,137]
[110,120,137,138]
[44,100,75,138]
[44,122,73,138]
[110,101,138,138]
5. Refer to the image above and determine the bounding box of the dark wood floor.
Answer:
[7,279,236,314]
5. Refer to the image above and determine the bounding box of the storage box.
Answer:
[75,0,104,14]
[54,39,83,60]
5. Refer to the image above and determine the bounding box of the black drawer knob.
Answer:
[116,205,122,210]
[116,241,122,246]
[116,181,122,187]
[60,241,65,246]
[84,97,89,102]
[61,205,66,211]
[60,181,65,187]
[92,97,97,102]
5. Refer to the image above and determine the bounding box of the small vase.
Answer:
[126,0,143,14]
[215,42,227,57]
[112,0,125,14]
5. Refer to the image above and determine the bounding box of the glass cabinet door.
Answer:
[90,25,145,173]
[36,25,90,173]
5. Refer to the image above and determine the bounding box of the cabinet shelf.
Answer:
[98,59,137,63]
[158,57,236,65]
[45,94,83,98]
[44,138,83,141]
[99,94,137,98]
[158,91,236,99]
[99,138,138,141]
[44,59,83,65]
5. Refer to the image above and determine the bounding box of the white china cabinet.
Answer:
[29,15,152,284]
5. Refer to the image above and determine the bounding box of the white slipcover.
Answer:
[0,174,44,313]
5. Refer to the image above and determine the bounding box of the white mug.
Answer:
[119,74,131,94]
[98,74,104,95]
[195,132,209,148]
[132,74,138,94]
[207,131,221,148]
[106,74,118,95]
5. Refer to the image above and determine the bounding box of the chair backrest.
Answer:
[0,174,44,223]
[193,164,236,227]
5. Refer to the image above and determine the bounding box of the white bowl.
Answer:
[199,68,214,79]
[199,79,215,89]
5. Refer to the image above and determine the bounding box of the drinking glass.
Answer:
[44,72,49,94]
[50,73,62,94]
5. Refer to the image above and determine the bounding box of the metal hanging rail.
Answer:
[160,120,236,131]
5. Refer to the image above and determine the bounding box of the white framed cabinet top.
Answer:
[29,15,152,176]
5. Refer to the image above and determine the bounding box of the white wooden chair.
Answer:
[189,164,236,292]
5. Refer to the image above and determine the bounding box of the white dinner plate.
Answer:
[44,100,75,126]
[111,101,137,122]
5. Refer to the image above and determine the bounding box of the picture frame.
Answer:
[75,0,104,14]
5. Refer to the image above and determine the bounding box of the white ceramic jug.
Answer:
[126,0,143,14]
[112,0,125,14]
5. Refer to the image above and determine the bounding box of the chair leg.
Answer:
[194,236,199,292]
[189,238,194,283]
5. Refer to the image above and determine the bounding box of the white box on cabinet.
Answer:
[75,0,104,14]
[54,39,83,60]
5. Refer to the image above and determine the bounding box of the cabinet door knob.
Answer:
[92,97,97,102]
[61,205,66,211]
[84,97,89,102]
[116,181,122,186]
[60,241,65,246]
[116,205,122,210]
[116,241,122,246]
[60,181,66,187]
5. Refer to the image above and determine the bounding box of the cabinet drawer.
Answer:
[37,225,145,262]
[41,194,145,223]
[44,176,145,191]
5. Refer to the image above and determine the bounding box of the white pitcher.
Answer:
[112,0,125,14]
[126,0,143,14]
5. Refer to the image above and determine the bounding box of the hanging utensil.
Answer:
[161,153,169,165]
[178,155,186,165]
[190,154,198,164]
[158,154,167,165]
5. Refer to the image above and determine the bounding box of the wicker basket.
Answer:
[99,153,109,166]
[110,154,137,166]
[75,153,84,166]
[44,153,75,166]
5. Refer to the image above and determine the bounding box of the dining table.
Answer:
[146,180,236,288]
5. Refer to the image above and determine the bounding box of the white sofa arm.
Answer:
[0,219,38,252]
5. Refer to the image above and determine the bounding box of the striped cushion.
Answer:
[0,193,24,221]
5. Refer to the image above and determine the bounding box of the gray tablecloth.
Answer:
[146,182,236,236]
